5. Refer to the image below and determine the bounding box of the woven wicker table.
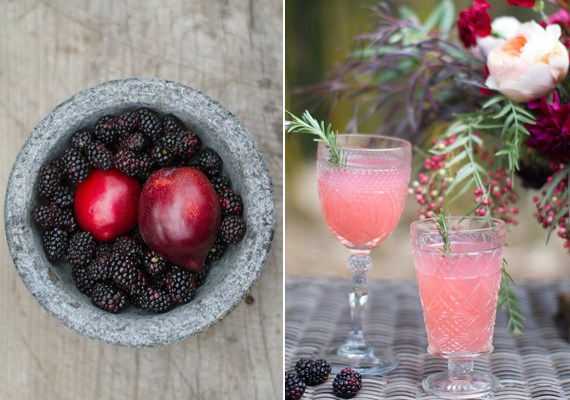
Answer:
[286,277,570,399]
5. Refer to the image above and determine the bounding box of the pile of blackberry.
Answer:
[32,108,246,314]
[286,359,362,399]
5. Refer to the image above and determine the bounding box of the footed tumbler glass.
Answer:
[316,134,411,375]
[411,216,507,399]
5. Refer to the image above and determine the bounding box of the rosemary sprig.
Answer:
[434,208,451,253]
[285,110,346,165]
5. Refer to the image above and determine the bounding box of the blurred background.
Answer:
[285,0,569,281]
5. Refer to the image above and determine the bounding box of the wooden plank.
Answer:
[0,1,283,399]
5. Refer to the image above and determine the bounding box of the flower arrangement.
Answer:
[296,0,570,256]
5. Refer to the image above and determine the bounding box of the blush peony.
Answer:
[475,16,522,59]
[485,21,569,102]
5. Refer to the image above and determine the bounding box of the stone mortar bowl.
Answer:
[5,78,275,347]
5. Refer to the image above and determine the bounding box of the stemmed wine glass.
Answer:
[316,134,411,375]
[410,216,506,399]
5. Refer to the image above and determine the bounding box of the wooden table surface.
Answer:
[0,1,283,399]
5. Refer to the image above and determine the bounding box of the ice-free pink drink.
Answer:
[317,157,409,249]
[414,242,503,357]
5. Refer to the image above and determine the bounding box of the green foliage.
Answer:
[484,95,535,176]
[285,110,345,165]
[431,95,536,203]
[498,263,525,338]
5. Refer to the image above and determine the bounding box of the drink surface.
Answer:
[317,156,409,249]
[414,241,503,357]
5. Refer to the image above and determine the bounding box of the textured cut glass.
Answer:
[315,134,411,375]
[411,217,506,399]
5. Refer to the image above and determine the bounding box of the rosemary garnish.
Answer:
[434,208,452,253]
[285,110,346,165]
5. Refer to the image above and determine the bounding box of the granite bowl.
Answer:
[4,78,275,347]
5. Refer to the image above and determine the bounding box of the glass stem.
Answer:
[448,360,474,380]
[341,253,373,354]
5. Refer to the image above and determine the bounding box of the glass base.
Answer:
[318,344,399,376]
[423,370,499,399]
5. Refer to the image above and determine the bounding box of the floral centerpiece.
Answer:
[290,0,570,335]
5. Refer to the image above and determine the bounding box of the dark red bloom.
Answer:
[457,0,492,48]
[526,92,570,162]
[507,0,536,7]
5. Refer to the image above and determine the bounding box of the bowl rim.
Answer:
[4,78,276,347]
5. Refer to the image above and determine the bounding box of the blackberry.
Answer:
[94,115,118,145]
[162,132,185,154]
[94,242,114,259]
[113,148,140,176]
[49,185,74,208]
[42,227,68,261]
[150,143,177,166]
[60,209,79,232]
[61,148,91,183]
[85,142,114,170]
[285,372,306,400]
[138,286,173,313]
[66,231,96,266]
[218,189,244,216]
[141,249,169,278]
[134,152,154,180]
[86,254,114,282]
[115,111,140,136]
[210,176,231,193]
[119,131,147,153]
[38,163,63,198]
[193,263,210,288]
[72,265,96,296]
[91,283,127,313]
[207,237,227,262]
[111,258,148,297]
[295,358,332,386]
[162,114,185,134]
[32,204,63,228]
[70,130,93,151]
[137,108,162,143]
[196,148,222,177]
[166,266,196,304]
[113,236,144,262]
[177,130,200,159]
[219,215,246,244]
[332,368,362,399]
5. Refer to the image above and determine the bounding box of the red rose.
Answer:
[507,0,536,7]
[457,0,492,48]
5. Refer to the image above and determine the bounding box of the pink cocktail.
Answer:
[316,135,411,375]
[318,159,409,250]
[411,217,506,399]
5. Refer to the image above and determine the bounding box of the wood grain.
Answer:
[0,1,283,399]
